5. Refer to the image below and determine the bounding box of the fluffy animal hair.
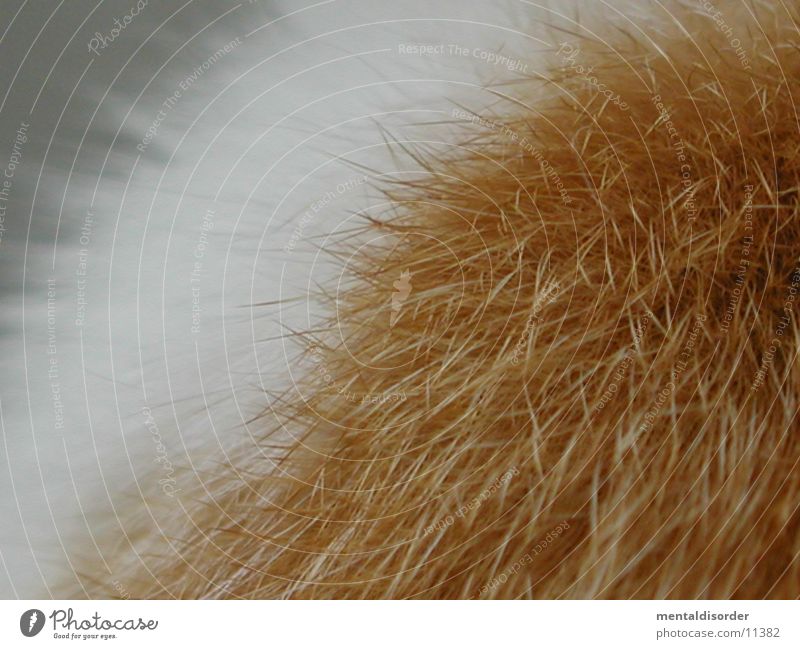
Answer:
[81,2,800,598]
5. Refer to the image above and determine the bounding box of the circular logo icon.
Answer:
[20,609,45,637]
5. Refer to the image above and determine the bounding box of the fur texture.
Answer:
[83,2,800,598]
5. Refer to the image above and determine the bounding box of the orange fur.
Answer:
[81,2,800,598]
